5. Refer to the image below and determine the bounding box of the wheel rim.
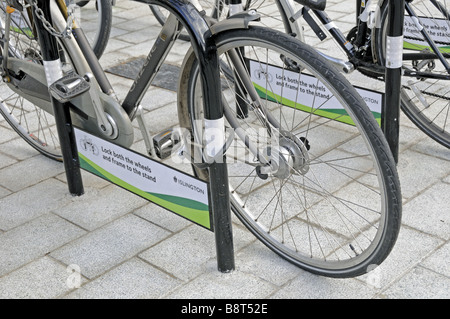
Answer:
[0,6,73,160]
[186,33,393,275]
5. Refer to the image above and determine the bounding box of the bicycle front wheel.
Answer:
[178,26,402,278]
[375,0,450,148]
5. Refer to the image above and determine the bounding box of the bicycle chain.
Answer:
[351,34,450,101]
[29,0,74,38]
[405,35,450,46]
[359,62,450,101]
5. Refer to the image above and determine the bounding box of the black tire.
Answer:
[0,5,65,160]
[178,26,402,278]
[374,0,450,148]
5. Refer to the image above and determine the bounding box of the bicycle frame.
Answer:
[296,0,450,78]
[4,0,226,152]
[287,0,407,160]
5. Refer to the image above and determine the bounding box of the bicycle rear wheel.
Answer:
[375,0,450,148]
[0,2,72,160]
[178,26,402,278]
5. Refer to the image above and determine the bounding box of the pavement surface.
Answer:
[0,0,449,300]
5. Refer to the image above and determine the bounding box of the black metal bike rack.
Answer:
[42,0,405,275]
[43,0,235,273]
[383,0,405,163]
[33,0,85,197]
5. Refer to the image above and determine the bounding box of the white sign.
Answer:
[249,60,383,126]
[403,15,450,52]
[74,128,211,229]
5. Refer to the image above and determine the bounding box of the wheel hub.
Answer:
[259,133,310,179]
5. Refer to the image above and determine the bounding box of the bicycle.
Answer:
[177,9,403,276]
[0,0,401,278]
[168,0,450,149]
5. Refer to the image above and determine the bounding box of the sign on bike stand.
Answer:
[248,59,384,126]
[404,16,450,53]
[74,127,212,230]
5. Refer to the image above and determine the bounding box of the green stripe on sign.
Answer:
[403,41,450,53]
[253,83,381,126]
[253,82,355,125]
[78,153,211,228]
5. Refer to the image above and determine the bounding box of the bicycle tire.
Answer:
[374,0,450,149]
[0,3,65,160]
[178,26,402,278]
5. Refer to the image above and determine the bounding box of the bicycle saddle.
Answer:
[294,0,326,11]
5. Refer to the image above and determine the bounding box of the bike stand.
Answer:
[49,73,90,197]
[382,0,405,164]
[49,68,235,275]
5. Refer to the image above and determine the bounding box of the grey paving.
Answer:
[107,59,181,91]
[0,0,448,300]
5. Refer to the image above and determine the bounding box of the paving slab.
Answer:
[0,0,448,301]
[0,214,86,277]
[50,214,170,279]
[66,257,182,299]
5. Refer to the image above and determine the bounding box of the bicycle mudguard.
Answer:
[294,0,326,11]
[176,10,261,160]
[209,10,261,35]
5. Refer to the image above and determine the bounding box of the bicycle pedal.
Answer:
[153,129,180,160]
[49,73,90,104]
